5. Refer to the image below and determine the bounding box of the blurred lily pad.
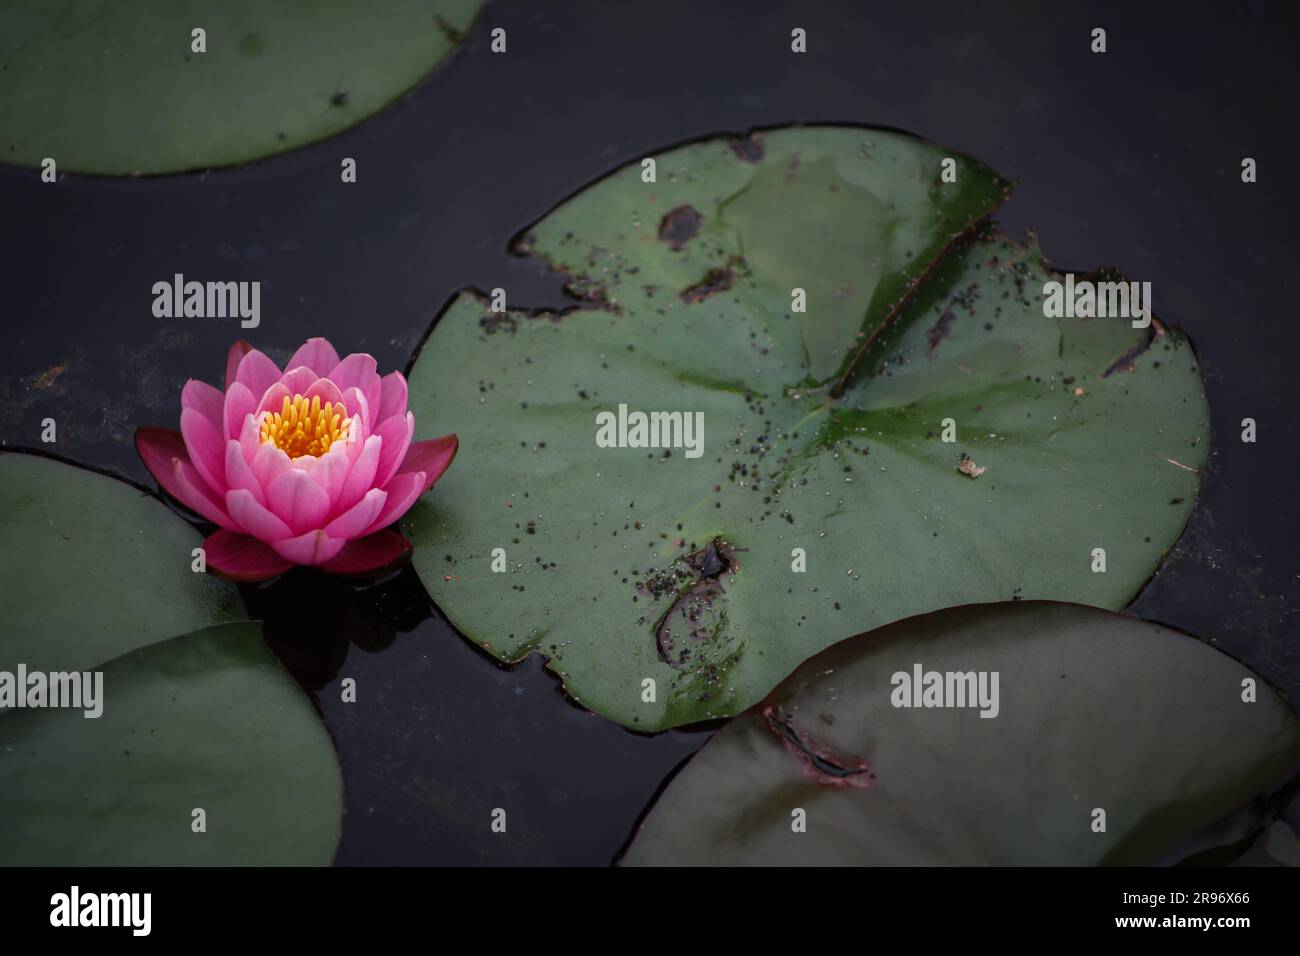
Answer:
[622,602,1300,865]
[0,0,482,174]
[0,451,243,673]
[0,621,343,865]
[405,126,1209,731]
[0,452,341,864]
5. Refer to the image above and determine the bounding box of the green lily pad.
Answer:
[0,621,343,865]
[621,603,1300,866]
[405,126,1208,731]
[0,453,340,864]
[0,0,482,175]
[0,452,244,674]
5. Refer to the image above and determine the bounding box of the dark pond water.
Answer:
[2,0,1298,863]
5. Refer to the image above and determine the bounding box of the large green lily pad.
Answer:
[405,126,1209,731]
[0,621,343,865]
[0,0,482,175]
[622,603,1300,866]
[0,451,244,673]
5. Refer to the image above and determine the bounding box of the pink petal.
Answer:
[363,471,425,536]
[285,338,340,378]
[398,434,459,494]
[203,529,293,583]
[179,407,227,496]
[377,371,408,422]
[277,366,317,398]
[303,376,346,411]
[337,434,382,512]
[374,412,414,489]
[181,379,224,430]
[340,386,371,437]
[248,439,292,491]
[305,442,350,504]
[224,439,264,504]
[271,529,346,566]
[238,408,261,447]
[223,381,257,440]
[362,378,382,417]
[329,352,380,399]
[136,426,189,491]
[173,458,239,530]
[235,349,282,400]
[135,427,234,529]
[225,341,253,390]
[320,530,413,578]
[324,487,387,539]
[265,468,330,535]
[226,488,294,541]
[257,382,293,415]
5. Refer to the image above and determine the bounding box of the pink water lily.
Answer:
[136,338,456,582]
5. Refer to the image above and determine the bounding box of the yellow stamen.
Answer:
[258,393,351,459]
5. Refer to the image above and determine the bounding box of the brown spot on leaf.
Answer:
[649,538,737,667]
[680,267,735,304]
[658,205,702,251]
[728,135,765,162]
[785,152,801,185]
[479,313,518,335]
[926,308,956,354]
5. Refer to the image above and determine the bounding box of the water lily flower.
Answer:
[136,338,457,581]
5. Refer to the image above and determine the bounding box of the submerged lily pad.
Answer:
[0,0,482,175]
[0,451,244,673]
[405,126,1208,731]
[0,622,343,866]
[621,603,1300,866]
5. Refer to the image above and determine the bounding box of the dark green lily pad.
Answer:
[0,452,244,674]
[0,0,482,175]
[0,622,343,866]
[621,603,1300,865]
[0,453,340,863]
[405,126,1208,731]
